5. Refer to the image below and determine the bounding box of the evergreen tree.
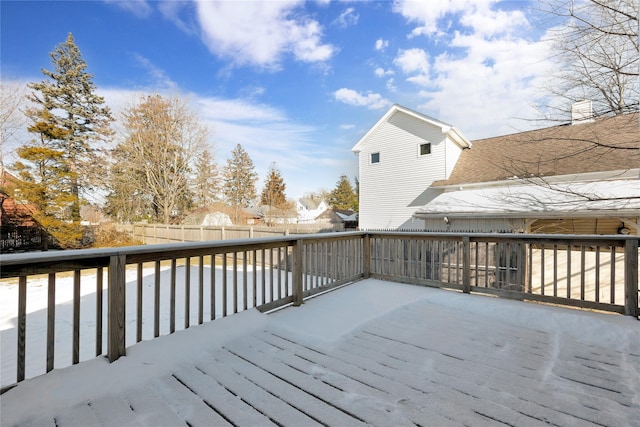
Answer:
[192,149,220,208]
[223,144,257,224]
[328,174,358,211]
[260,162,287,207]
[260,162,292,225]
[14,33,113,247]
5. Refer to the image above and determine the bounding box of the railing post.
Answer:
[363,234,371,279]
[624,238,639,318]
[462,236,471,294]
[108,254,126,362]
[292,238,304,306]
[17,276,26,382]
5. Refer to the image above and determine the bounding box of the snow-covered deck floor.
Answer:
[2,279,640,427]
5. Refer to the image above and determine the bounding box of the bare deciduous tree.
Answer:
[0,82,27,171]
[108,94,208,223]
[540,0,638,119]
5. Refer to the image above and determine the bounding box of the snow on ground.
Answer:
[2,279,640,426]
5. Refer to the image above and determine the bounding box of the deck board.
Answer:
[2,280,639,427]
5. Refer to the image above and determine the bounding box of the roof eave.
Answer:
[414,209,640,220]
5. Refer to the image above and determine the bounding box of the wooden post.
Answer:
[96,268,103,356]
[292,239,304,306]
[108,254,126,362]
[72,270,81,364]
[624,238,639,318]
[462,236,471,294]
[17,276,26,382]
[362,234,371,279]
[47,273,56,372]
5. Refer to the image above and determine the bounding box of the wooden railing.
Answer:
[1,231,638,390]
[367,232,639,317]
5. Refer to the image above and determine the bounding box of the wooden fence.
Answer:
[118,223,344,245]
[1,232,638,391]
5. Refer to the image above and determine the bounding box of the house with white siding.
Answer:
[296,198,329,224]
[351,104,471,230]
[353,103,640,234]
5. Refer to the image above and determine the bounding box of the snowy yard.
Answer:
[2,279,639,426]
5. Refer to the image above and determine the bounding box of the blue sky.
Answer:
[1,0,557,199]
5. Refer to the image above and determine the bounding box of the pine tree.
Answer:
[260,162,287,207]
[223,144,257,224]
[260,162,293,225]
[192,149,220,208]
[14,33,113,247]
[328,174,358,211]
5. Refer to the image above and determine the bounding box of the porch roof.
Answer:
[3,279,639,426]
[414,178,640,219]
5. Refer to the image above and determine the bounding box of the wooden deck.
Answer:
[2,280,639,427]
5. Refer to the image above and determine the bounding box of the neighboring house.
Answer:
[334,209,358,230]
[296,198,329,224]
[352,104,471,229]
[314,208,357,229]
[354,103,640,235]
[0,168,52,252]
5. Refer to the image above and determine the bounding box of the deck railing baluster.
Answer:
[96,268,103,356]
[47,273,56,372]
[136,263,143,342]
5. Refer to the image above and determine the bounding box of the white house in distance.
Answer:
[352,104,471,229]
[296,198,329,224]
[353,103,640,235]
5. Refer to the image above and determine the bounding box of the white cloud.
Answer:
[374,67,393,78]
[131,54,178,91]
[460,7,529,37]
[393,48,430,86]
[195,0,335,69]
[390,0,554,138]
[334,7,359,28]
[418,35,553,138]
[334,88,390,110]
[340,124,356,130]
[392,0,489,38]
[103,0,152,18]
[157,1,198,35]
[375,38,389,51]
[386,78,397,92]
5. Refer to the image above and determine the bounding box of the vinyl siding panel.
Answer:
[358,112,459,229]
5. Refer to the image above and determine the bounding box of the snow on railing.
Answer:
[1,231,637,391]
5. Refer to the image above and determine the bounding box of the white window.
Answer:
[371,152,380,164]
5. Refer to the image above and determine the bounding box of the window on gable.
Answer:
[371,152,380,164]
[419,143,431,156]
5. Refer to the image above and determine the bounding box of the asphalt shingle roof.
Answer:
[433,113,639,187]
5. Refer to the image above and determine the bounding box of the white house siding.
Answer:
[445,136,464,178]
[358,112,456,230]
